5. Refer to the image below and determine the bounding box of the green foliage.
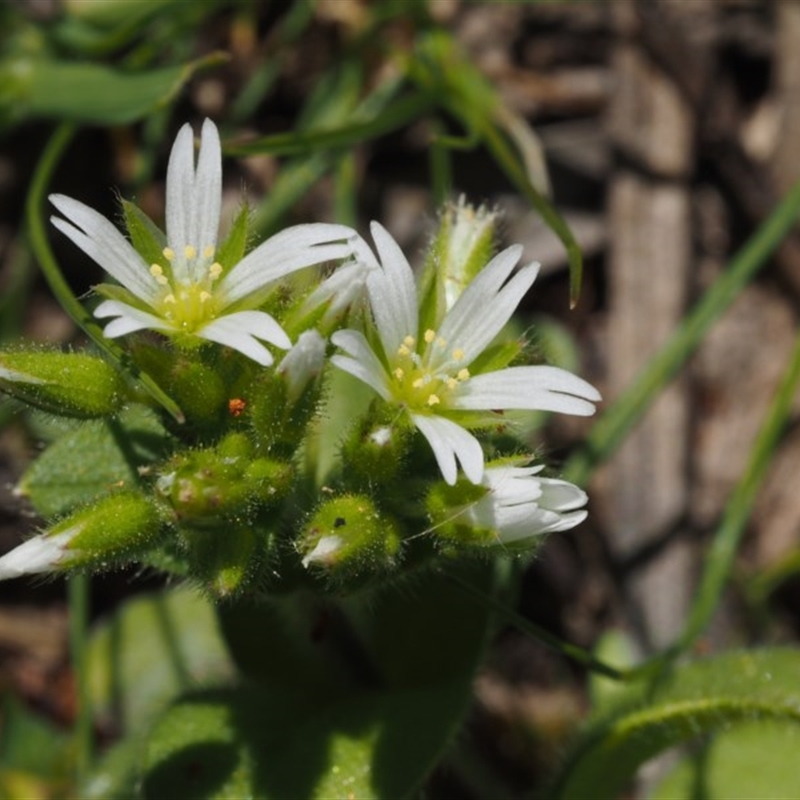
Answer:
[18,407,168,517]
[551,649,800,800]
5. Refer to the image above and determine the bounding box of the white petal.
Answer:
[278,329,327,400]
[438,259,539,367]
[366,222,418,355]
[0,529,74,580]
[198,310,292,365]
[165,123,195,250]
[453,366,600,416]
[49,195,158,303]
[220,224,355,306]
[330,330,392,400]
[93,300,173,337]
[411,414,484,485]
[537,478,589,512]
[190,119,222,250]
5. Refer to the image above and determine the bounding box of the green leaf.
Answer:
[3,51,226,127]
[88,586,234,734]
[552,648,800,800]
[0,696,70,778]
[652,718,800,800]
[140,681,470,800]
[18,406,169,517]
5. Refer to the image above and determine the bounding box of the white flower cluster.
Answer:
[0,117,603,581]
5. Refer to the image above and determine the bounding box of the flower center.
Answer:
[390,329,470,410]
[150,245,223,331]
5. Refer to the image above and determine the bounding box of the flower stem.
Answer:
[25,123,185,423]
[68,573,92,786]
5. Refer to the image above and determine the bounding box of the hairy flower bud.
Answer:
[156,433,292,524]
[419,197,499,329]
[0,492,163,579]
[298,495,401,582]
[0,350,129,418]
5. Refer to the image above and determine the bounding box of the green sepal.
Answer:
[468,337,524,375]
[0,349,130,418]
[215,203,250,273]
[426,478,494,547]
[121,198,166,268]
[56,491,165,570]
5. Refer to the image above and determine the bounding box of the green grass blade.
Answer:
[564,178,800,488]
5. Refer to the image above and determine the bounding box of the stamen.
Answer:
[203,245,215,259]
[393,368,404,380]
[446,378,458,390]
[398,344,411,357]
[149,265,169,285]
[427,394,441,406]
[163,294,177,304]
[403,335,416,347]
[162,247,175,261]
[208,262,223,280]
[453,348,465,361]
[457,368,470,381]
[199,291,212,303]
[424,329,436,344]
[184,245,197,260]
[412,378,425,389]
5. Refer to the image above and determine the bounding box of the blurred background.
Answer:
[2,0,800,796]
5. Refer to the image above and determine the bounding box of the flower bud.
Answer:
[339,405,412,487]
[419,198,499,329]
[0,492,163,579]
[130,345,226,426]
[156,434,292,525]
[426,464,588,550]
[183,525,260,598]
[0,350,129,417]
[298,495,401,582]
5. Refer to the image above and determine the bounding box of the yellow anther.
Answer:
[208,262,223,280]
[412,378,425,389]
[393,368,404,380]
[427,394,441,406]
[150,264,164,277]
[446,378,458,390]
[163,294,177,304]
[162,247,175,261]
[457,368,470,381]
[403,335,416,347]
[453,348,465,361]
[199,291,212,303]
[203,245,215,259]
[398,345,411,357]
[424,329,436,344]
[184,245,197,260]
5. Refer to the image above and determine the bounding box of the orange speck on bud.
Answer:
[228,398,247,417]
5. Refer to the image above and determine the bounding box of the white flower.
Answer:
[50,119,356,366]
[466,465,588,544]
[330,222,600,485]
[0,529,76,579]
